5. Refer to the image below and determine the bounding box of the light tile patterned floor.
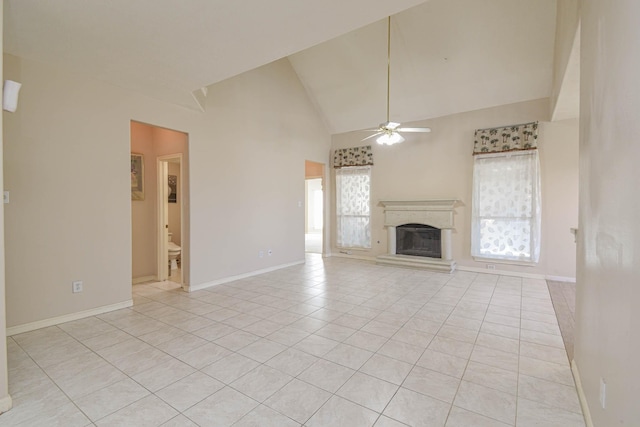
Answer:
[547,280,576,361]
[2,255,586,426]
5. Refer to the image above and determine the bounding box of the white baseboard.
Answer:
[6,300,133,336]
[571,359,594,427]
[457,265,546,279]
[0,395,12,414]
[186,260,306,292]
[132,275,157,285]
[546,275,577,283]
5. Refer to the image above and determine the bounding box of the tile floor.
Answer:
[547,281,576,361]
[3,255,586,426]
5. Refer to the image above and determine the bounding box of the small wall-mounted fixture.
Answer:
[3,80,22,112]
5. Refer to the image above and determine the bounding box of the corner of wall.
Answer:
[0,0,12,408]
[571,359,595,427]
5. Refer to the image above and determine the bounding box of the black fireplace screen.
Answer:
[396,224,441,258]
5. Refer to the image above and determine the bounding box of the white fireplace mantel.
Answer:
[379,199,458,229]
[377,199,459,273]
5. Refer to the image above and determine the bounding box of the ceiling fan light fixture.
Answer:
[376,131,405,145]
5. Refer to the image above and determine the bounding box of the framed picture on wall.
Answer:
[168,175,177,203]
[131,153,144,201]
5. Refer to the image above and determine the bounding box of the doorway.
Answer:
[305,160,325,254]
[130,121,189,290]
[158,154,183,285]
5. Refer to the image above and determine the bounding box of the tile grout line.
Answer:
[6,258,582,427]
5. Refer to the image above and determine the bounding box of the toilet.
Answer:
[168,232,181,271]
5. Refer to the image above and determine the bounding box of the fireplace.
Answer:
[396,224,442,258]
[377,200,458,272]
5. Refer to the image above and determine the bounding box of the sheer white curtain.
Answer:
[336,166,371,249]
[471,151,541,262]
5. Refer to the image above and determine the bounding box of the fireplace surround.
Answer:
[376,199,459,272]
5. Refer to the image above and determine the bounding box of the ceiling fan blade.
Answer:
[397,127,432,133]
[361,132,383,142]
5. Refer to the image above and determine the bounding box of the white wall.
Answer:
[3,54,330,328]
[0,1,12,414]
[331,98,579,279]
[575,1,640,425]
[550,0,580,115]
[168,162,181,246]
[539,118,579,278]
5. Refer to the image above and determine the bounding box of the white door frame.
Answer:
[156,154,183,284]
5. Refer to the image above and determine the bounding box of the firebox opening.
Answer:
[396,223,441,258]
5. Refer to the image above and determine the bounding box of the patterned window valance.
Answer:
[473,122,538,155]
[333,145,374,168]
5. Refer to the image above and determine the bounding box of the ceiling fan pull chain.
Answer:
[387,16,391,124]
[360,15,431,144]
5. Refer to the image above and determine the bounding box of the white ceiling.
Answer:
[4,0,561,134]
[290,0,558,134]
[3,0,428,111]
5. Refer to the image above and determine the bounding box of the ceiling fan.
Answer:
[363,16,431,145]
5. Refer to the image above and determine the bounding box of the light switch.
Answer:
[3,191,9,204]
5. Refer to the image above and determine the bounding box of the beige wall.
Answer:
[0,1,11,413]
[3,53,330,328]
[4,56,134,327]
[575,1,640,424]
[331,99,579,279]
[130,122,156,279]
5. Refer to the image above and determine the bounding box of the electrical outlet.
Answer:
[72,280,83,293]
[600,378,606,409]
[268,249,272,256]
[259,251,264,258]
[486,264,496,270]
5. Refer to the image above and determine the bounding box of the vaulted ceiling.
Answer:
[4,0,564,134]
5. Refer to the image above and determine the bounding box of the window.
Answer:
[336,166,371,248]
[471,151,541,262]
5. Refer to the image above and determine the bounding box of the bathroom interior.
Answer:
[131,121,189,289]
[166,158,182,282]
